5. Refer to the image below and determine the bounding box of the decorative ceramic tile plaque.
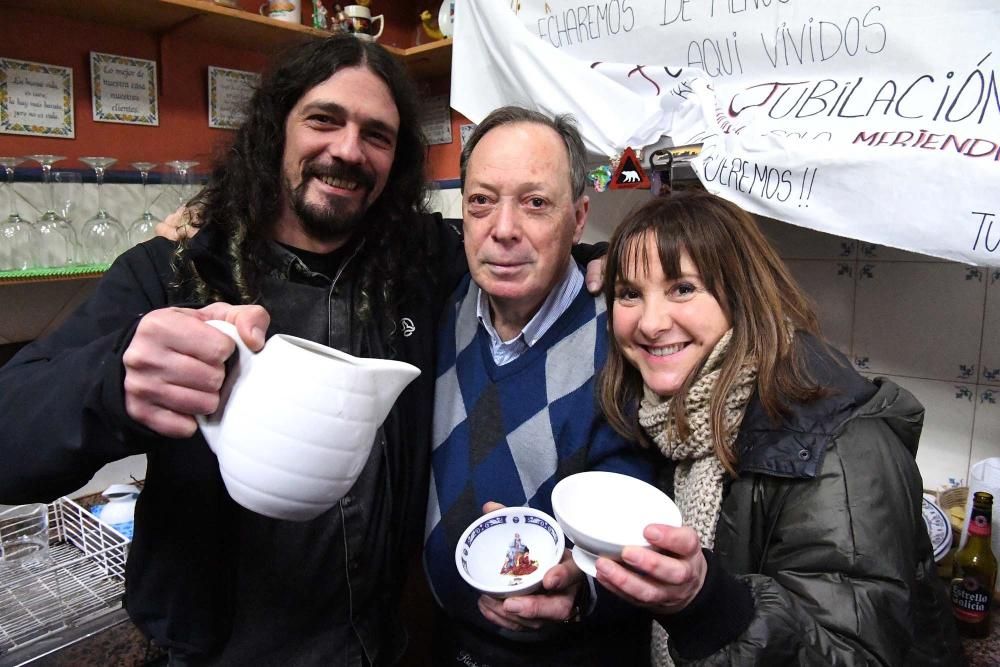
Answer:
[90,52,158,126]
[208,66,260,130]
[0,58,74,138]
[420,94,452,146]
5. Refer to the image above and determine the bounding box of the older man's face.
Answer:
[462,122,588,325]
[279,66,399,246]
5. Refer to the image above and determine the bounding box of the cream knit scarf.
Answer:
[637,329,757,550]
[640,330,757,666]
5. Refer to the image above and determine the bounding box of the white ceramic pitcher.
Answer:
[197,320,420,521]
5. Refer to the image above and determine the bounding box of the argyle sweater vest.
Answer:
[424,273,649,631]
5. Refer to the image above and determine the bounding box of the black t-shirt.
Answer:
[278,241,355,280]
[209,241,382,665]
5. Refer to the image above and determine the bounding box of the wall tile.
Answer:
[756,215,856,260]
[857,242,948,263]
[12,182,46,221]
[582,188,646,243]
[980,268,1000,386]
[427,187,462,220]
[971,386,1000,468]
[784,259,855,356]
[14,181,172,254]
[853,262,986,381]
[865,374,975,490]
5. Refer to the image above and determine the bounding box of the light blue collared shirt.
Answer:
[475,257,584,366]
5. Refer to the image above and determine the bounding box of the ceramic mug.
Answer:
[259,0,301,24]
[343,4,384,41]
[196,321,420,521]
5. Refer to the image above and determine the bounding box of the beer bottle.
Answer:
[951,491,999,637]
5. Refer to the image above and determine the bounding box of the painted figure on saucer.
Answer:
[500,532,538,577]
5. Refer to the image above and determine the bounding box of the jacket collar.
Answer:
[734,334,880,479]
[184,223,363,297]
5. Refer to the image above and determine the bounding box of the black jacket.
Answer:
[660,335,964,665]
[0,215,465,663]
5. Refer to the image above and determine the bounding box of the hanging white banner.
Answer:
[452,0,1000,265]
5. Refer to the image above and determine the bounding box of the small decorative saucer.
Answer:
[922,494,953,562]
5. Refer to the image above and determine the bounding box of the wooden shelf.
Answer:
[0,267,107,286]
[24,0,452,77]
[392,38,453,80]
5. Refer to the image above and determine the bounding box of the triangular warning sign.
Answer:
[609,147,650,190]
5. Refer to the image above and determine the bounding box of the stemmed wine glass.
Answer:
[79,157,128,265]
[24,154,76,267]
[52,170,83,230]
[129,162,160,245]
[166,160,200,211]
[0,156,39,271]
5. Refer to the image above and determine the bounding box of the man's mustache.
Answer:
[303,160,375,192]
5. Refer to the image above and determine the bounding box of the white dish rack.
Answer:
[0,497,129,658]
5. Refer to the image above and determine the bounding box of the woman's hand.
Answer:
[476,501,587,631]
[594,524,707,615]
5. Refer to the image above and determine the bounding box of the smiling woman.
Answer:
[610,234,731,399]
[594,191,963,666]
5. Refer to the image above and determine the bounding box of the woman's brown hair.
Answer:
[598,191,825,474]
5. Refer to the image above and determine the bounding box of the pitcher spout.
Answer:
[364,359,421,424]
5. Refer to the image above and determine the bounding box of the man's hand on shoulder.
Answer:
[155,205,200,241]
[585,255,606,295]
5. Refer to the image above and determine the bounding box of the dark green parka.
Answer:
[663,336,964,666]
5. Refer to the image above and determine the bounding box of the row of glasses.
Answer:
[0,157,199,270]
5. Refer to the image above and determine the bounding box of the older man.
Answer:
[423,107,654,666]
[0,35,465,665]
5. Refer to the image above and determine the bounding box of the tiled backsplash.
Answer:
[4,183,994,495]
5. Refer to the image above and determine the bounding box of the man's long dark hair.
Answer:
[177,35,431,325]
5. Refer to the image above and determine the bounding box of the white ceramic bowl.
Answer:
[454,506,565,598]
[551,471,682,576]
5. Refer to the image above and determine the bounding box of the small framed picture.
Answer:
[0,58,74,138]
[208,66,261,130]
[90,52,158,126]
[420,94,453,146]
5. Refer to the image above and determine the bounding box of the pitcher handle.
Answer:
[195,320,255,450]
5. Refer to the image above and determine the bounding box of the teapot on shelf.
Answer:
[197,320,420,522]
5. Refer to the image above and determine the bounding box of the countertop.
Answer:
[5,604,997,665]
[2,608,164,666]
[965,632,1000,666]
[18,616,997,666]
